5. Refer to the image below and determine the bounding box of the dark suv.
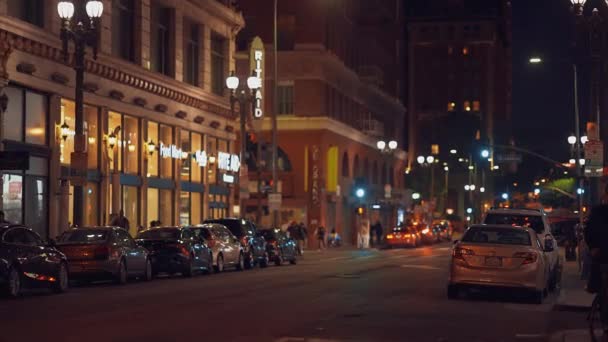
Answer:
[203,218,267,269]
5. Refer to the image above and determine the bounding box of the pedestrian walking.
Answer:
[299,222,308,250]
[358,218,370,249]
[314,226,326,250]
[111,209,130,232]
[0,210,10,225]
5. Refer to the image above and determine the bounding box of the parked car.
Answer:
[0,224,69,297]
[190,224,247,272]
[259,229,297,266]
[56,227,152,284]
[416,224,437,245]
[448,224,552,304]
[483,208,561,291]
[385,226,420,248]
[203,218,266,269]
[135,227,213,277]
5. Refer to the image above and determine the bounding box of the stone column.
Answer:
[136,0,152,69]
[174,127,182,225]
[0,33,12,213]
[99,107,110,225]
[48,95,63,238]
[203,26,212,89]
[141,118,149,228]
[99,0,113,55]
[173,6,184,82]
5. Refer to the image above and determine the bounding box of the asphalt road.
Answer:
[0,243,588,342]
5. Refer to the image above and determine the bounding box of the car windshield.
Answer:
[58,229,109,243]
[137,228,180,240]
[259,230,276,241]
[205,219,244,237]
[462,227,532,246]
[484,213,544,234]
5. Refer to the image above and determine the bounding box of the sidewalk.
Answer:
[549,252,594,342]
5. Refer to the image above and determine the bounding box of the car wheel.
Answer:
[289,253,297,265]
[115,260,127,285]
[274,250,283,266]
[237,252,245,271]
[447,284,459,299]
[7,267,22,298]
[214,254,224,273]
[52,262,69,293]
[143,259,153,281]
[259,252,269,268]
[183,255,194,277]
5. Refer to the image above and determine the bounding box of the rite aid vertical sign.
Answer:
[250,36,264,119]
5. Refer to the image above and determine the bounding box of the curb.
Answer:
[552,304,591,313]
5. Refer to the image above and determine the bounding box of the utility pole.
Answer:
[271,0,279,227]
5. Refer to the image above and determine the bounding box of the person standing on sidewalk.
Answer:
[358,219,370,249]
[314,226,326,250]
[298,222,308,250]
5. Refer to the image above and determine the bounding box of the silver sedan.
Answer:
[447,224,551,304]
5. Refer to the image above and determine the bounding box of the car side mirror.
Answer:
[544,237,555,252]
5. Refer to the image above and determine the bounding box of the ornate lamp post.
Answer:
[377,140,398,227]
[57,0,103,227]
[226,71,261,218]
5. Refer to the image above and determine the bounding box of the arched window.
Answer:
[372,161,378,184]
[353,154,360,178]
[363,158,370,180]
[342,152,349,177]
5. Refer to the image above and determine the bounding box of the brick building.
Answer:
[405,0,512,216]
[234,0,407,244]
[0,0,244,239]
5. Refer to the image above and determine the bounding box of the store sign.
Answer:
[311,145,320,206]
[160,143,183,159]
[222,174,235,184]
[218,152,240,172]
[250,36,264,119]
[194,150,208,167]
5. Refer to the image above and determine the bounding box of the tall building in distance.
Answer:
[405,0,512,214]
[235,0,406,243]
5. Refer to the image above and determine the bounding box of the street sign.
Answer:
[585,140,604,177]
[0,151,29,170]
[495,153,522,163]
[268,193,282,211]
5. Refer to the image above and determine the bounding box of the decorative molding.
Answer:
[16,61,35,74]
[109,90,125,101]
[210,120,221,129]
[133,97,147,107]
[83,82,99,93]
[194,115,205,124]
[154,104,168,113]
[225,125,234,133]
[175,110,187,119]
[0,36,13,81]
[50,72,69,85]
[0,29,232,118]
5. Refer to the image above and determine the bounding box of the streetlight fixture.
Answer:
[481,149,490,158]
[450,149,457,154]
[60,121,70,141]
[417,156,425,165]
[57,0,103,227]
[502,193,509,200]
[107,132,117,150]
[226,70,261,219]
[570,0,587,15]
[568,134,577,145]
[356,188,366,199]
[529,57,542,64]
[412,192,421,200]
[426,156,435,164]
[581,135,589,144]
[147,140,156,156]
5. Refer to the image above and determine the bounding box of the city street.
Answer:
[0,244,587,342]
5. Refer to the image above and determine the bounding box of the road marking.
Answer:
[436,247,451,251]
[514,333,545,339]
[400,264,442,270]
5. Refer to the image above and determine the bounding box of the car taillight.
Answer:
[387,234,395,240]
[453,247,474,260]
[94,246,110,260]
[402,234,411,239]
[513,252,538,265]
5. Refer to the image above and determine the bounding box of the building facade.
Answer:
[405,0,512,216]
[234,0,407,244]
[0,0,244,239]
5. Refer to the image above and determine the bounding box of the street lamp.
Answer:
[226,70,261,219]
[568,135,577,145]
[58,0,103,227]
[570,0,586,15]
[356,188,366,199]
[60,121,70,141]
[426,156,435,164]
[417,156,425,165]
[147,140,156,156]
[481,149,490,158]
[581,135,588,144]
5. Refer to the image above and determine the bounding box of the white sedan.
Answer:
[447,224,551,304]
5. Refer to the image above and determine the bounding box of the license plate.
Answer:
[485,257,502,267]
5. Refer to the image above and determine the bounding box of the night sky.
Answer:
[511,0,578,188]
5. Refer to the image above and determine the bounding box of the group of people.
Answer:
[356,219,384,249]
[286,222,308,254]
